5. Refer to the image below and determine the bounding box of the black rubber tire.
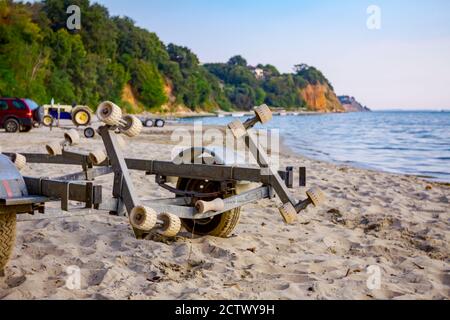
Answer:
[84,127,96,139]
[155,119,165,128]
[177,178,240,238]
[144,119,154,128]
[0,213,17,272]
[4,119,19,133]
[72,107,92,126]
[34,106,45,124]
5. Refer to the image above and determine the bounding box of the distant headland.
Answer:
[338,96,371,112]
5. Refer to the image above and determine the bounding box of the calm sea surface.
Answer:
[180,111,450,183]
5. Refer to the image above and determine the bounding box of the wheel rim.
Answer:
[85,128,94,138]
[6,121,17,132]
[177,177,241,237]
[186,179,219,225]
[43,117,52,126]
[75,111,89,125]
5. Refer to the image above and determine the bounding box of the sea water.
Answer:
[180,111,450,183]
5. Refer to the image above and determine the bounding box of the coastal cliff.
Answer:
[338,96,371,112]
[300,84,344,112]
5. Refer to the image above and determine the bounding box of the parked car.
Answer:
[41,103,93,127]
[0,98,44,133]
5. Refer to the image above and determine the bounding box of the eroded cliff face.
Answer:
[300,84,344,112]
[338,96,371,112]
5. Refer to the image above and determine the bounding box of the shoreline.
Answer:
[278,135,450,187]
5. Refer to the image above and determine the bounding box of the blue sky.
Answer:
[93,0,450,110]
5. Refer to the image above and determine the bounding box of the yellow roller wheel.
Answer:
[255,104,272,124]
[121,115,142,138]
[96,101,122,126]
[157,213,181,237]
[64,129,80,146]
[228,120,247,139]
[129,206,158,231]
[306,187,326,207]
[88,150,107,165]
[11,154,26,171]
[46,142,62,156]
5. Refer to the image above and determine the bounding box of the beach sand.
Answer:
[0,123,449,300]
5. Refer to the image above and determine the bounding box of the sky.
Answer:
[92,0,450,110]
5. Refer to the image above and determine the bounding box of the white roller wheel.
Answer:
[255,104,272,124]
[307,187,326,207]
[157,212,181,237]
[88,150,107,165]
[12,153,26,171]
[64,129,80,146]
[46,141,62,156]
[121,115,143,138]
[115,134,127,149]
[129,206,158,231]
[96,101,122,125]
[228,120,247,139]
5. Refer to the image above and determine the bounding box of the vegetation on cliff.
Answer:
[0,0,342,113]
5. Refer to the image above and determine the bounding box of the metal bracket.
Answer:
[61,182,72,211]
[299,167,306,187]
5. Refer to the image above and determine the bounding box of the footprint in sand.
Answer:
[322,236,351,254]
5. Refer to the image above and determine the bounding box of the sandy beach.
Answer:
[0,123,449,300]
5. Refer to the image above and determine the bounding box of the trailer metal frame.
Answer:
[2,107,322,238]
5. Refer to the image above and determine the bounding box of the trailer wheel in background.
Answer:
[42,115,54,127]
[177,178,240,238]
[155,119,165,128]
[84,127,96,139]
[144,119,154,128]
[72,107,92,126]
[0,213,17,274]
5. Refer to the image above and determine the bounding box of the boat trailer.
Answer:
[0,103,325,274]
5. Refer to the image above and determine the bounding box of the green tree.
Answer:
[130,59,167,109]
[227,55,247,67]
